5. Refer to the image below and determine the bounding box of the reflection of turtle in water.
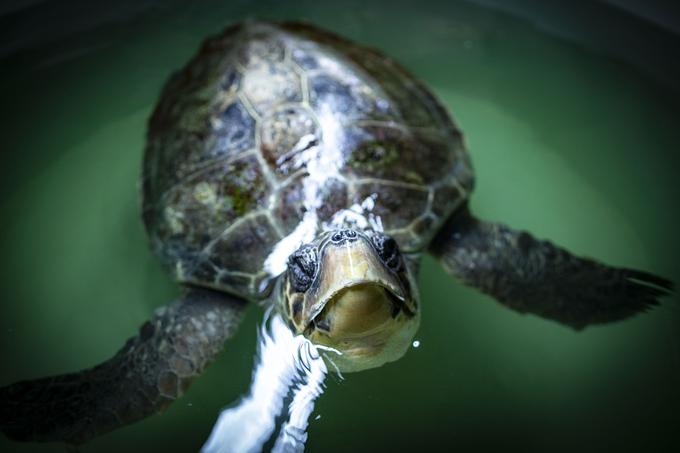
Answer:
[0,21,673,445]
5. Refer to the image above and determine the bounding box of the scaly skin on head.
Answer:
[281,229,420,372]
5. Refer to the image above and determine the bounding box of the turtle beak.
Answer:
[300,235,419,372]
[306,237,411,325]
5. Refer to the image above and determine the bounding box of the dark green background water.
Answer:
[1,0,679,451]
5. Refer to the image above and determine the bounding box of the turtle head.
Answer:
[282,229,420,372]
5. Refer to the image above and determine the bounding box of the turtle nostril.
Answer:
[331,229,359,244]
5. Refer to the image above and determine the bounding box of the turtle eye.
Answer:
[370,232,401,271]
[288,245,318,292]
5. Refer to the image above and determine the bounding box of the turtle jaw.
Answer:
[307,281,411,337]
[304,234,417,321]
[306,281,419,373]
[300,236,419,373]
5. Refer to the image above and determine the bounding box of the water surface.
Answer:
[1,0,678,451]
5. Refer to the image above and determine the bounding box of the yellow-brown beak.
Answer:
[302,236,419,372]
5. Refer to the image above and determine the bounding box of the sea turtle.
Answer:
[0,21,672,446]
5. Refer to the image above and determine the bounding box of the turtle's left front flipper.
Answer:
[429,206,673,330]
[0,286,246,445]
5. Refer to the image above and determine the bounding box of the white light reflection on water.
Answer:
[264,101,384,278]
[202,310,336,453]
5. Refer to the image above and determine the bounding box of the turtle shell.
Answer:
[142,21,474,300]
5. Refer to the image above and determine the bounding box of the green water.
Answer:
[1,1,678,451]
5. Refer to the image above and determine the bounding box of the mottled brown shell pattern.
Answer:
[142,21,474,300]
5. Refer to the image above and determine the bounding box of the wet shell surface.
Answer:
[142,22,473,299]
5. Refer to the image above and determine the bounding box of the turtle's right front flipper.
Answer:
[430,206,673,330]
[0,286,246,445]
